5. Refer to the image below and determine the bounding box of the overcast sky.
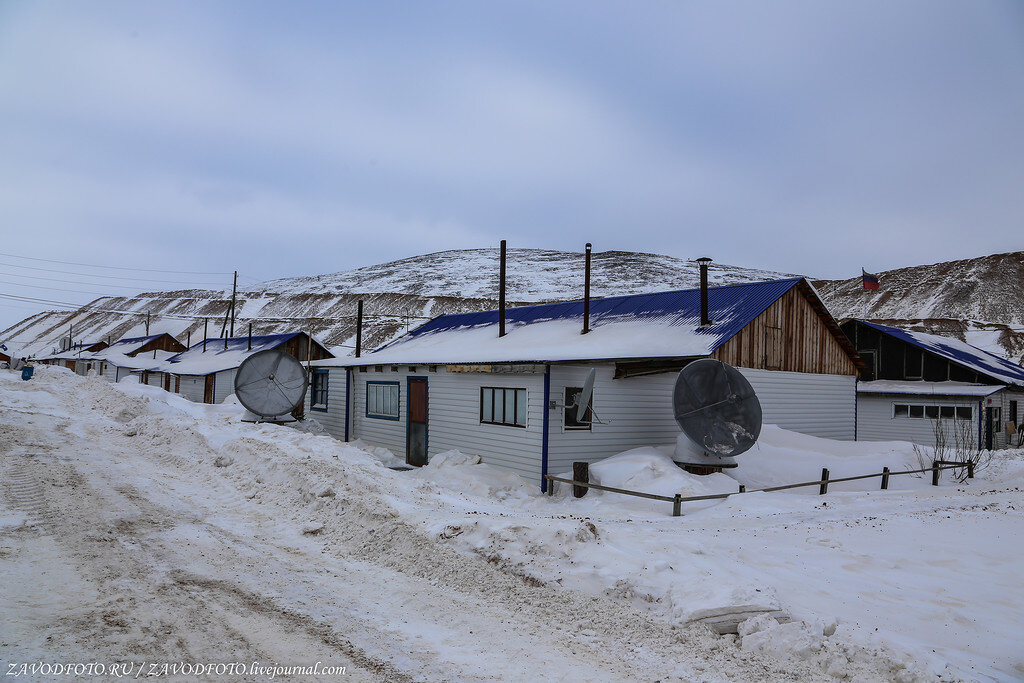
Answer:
[2,1,1023,332]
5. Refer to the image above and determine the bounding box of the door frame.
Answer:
[406,376,428,466]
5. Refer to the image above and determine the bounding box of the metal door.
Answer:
[407,377,428,466]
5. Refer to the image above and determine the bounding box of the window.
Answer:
[310,370,328,411]
[366,381,400,419]
[564,387,592,429]
[480,387,527,427]
[894,403,972,420]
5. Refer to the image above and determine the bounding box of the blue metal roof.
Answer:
[858,320,1024,387]
[378,278,804,356]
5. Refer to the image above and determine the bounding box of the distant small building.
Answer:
[308,277,863,487]
[841,320,1024,450]
[160,332,333,405]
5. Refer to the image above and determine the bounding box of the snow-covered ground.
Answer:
[2,367,1022,681]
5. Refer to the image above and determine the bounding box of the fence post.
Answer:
[932,460,940,486]
[572,462,590,498]
[546,476,555,496]
[881,467,890,490]
[672,494,682,517]
[966,460,975,479]
[819,468,830,495]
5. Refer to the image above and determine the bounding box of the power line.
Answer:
[0,260,230,285]
[0,250,234,275]
[0,278,120,297]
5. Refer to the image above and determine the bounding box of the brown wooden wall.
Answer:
[130,334,187,357]
[712,286,858,376]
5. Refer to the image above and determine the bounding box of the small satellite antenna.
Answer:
[672,358,762,472]
[233,349,308,423]
[576,368,596,423]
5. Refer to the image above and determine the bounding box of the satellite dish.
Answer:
[233,350,308,422]
[576,368,596,424]
[59,337,70,352]
[672,359,761,470]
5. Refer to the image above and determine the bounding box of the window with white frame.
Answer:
[480,387,527,427]
[310,369,328,411]
[366,381,400,420]
[893,403,972,420]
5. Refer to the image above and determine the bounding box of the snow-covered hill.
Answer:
[0,249,791,359]
[816,251,1024,363]
[4,247,1023,363]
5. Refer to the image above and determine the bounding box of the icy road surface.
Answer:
[2,366,1021,681]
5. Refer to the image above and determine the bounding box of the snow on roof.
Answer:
[858,320,1024,387]
[158,333,303,375]
[328,278,805,365]
[95,349,179,372]
[857,380,1005,397]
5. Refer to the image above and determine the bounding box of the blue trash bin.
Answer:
[21,366,33,380]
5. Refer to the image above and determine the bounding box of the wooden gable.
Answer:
[126,333,187,357]
[712,281,861,376]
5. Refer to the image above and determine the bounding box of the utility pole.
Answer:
[229,270,237,337]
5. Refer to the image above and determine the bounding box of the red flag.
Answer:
[862,268,880,291]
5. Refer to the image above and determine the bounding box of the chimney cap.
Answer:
[695,257,713,265]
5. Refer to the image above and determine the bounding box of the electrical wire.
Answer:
[0,250,234,275]
[0,260,230,285]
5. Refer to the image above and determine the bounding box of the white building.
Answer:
[842,320,1024,450]
[306,278,863,488]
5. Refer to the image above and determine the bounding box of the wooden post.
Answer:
[203,318,208,352]
[355,299,363,358]
[498,240,507,338]
[932,460,940,486]
[672,493,682,517]
[881,467,890,490]
[546,476,555,496]
[966,460,975,479]
[572,461,589,498]
[819,468,830,495]
[582,243,592,335]
[229,270,237,337]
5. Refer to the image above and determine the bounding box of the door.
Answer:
[164,374,171,392]
[204,375,215,404]
[985,407,994,451]
[174,376,180,394]
[407,377,428,466]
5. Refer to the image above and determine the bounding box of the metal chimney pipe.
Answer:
[582,243,592,334]
[498,240,507,338]
[696,257,712,327]
[203,318,208,352]
[248,322,252,351]
[186,330,190,347]
[355,299,363,358]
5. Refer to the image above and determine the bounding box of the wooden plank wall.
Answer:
[712,287,857,376]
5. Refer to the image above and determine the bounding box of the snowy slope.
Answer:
[0,249,791,360]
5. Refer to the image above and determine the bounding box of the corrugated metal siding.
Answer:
[350,366,545,480]
[740,369,856,441]
[177,375,206,403]
[306,368,348,439]
[145,371,163,388]
[214,369,237,403]
[857,394,980,450]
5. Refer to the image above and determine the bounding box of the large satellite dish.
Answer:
[233,349,308,422]
[672,358,762,470]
